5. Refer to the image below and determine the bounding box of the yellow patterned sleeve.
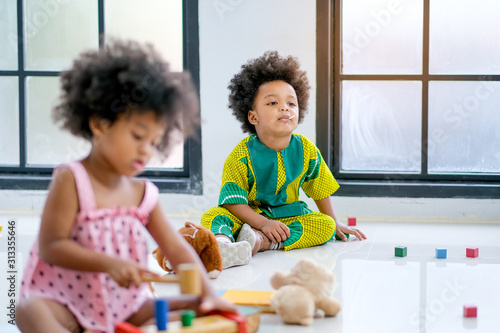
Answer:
[300,135,339,200]
[218,139,251,206]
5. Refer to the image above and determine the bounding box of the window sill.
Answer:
[0,175,202,194]
[335,180,500,199]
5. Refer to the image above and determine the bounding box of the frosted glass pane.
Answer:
[26,77,90,166]
[0,77,19,165]
[430,0,500,74]
[147,135,184,169]
[341,81,422,172]
[0,0,18,70]
[428,81,500,173]
[342,0,423,74]
[105,0,183,72]
[24,0,98,71]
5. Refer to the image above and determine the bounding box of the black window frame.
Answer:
[0,0,202,194]
[317,0,500,199]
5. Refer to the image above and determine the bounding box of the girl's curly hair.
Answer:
[53,39,198,157]
[228,51,310,134]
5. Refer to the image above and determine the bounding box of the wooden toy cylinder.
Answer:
[177,263,201,296]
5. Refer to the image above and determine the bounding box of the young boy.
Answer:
[201,51,366,269]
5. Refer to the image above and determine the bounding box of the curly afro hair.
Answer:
[53,39,198,157]
[228,51,310,134]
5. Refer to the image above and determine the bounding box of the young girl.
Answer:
[201,51,367,268]
[16,40,235,333]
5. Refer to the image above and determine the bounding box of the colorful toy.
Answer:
[141,263,202,296]
[209,311,247,333]
[270,258,341,326]
[153,222,223,279]
[395,246,407,257]
[181,310,196,327]
[221,290,275,313]
[115,265,252,333]
[466,247,479,258]
[435,248,447,259]
[115,321,143,333]
[120,315,240,333]
[347,217,356,226]
[463,305,477,318]
[161,315,239,332]
[155,299,169,331]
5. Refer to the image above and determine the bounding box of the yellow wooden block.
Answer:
[221,290,275,313]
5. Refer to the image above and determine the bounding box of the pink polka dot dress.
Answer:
[20,161,158,332]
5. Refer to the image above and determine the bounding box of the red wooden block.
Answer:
[210,310,247,333]
[347,217,356,226]
[463,305,477,318]
[115,322,143,333]
[466,247,479,258]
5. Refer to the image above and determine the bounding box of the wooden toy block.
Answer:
[235,306,261,333]
[395,246,407,257]
[115,266,258,333]
[181,310,196,327]
[142,263,201,296]
[209,311,247,333]
[463,305,477,318]
[119,312,253,333]
[171,315,237,333]
[466,247,479,258]
[155,299,169,331]
[115,321,143,333]
[435,248,447,259]
[221,290,275,313]
[141,315,238,333]
[347,217,356,226]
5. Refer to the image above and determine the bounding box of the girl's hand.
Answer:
[335,222,367,241]
[199,292,238,315]
[106,258,153,288]
[260,219,290,243]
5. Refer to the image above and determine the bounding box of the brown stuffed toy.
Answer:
[152,222,223,279]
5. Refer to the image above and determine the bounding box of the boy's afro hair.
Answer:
[53,39,198,157]
[228,51,310,134]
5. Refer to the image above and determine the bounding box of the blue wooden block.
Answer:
[436,248,447,259]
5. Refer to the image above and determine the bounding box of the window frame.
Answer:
[0,0,202,194]
[316,0,500,198]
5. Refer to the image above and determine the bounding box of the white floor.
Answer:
[1,213,499,333]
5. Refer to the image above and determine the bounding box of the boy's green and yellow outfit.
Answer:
[201,133,339,251]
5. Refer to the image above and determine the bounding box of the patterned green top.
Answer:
[218,134,339,218]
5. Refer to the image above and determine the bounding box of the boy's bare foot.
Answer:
[254,229,272,252]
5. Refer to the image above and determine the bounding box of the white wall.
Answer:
[0,0,498,224]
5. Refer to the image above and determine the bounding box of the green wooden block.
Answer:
[395,246,407,257]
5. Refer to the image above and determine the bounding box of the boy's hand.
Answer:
[260,220,290,243]
[335,222,367,241]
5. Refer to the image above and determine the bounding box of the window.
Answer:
[317,0,500,198]
[0,0,201,193]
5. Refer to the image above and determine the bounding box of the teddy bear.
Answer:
[152,222,223,279]
[270,258,341,325]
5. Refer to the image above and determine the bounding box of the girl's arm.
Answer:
[223,204,290,243]
[314,196,367,241]
[146,203,237,314]
[38,167,149,287]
